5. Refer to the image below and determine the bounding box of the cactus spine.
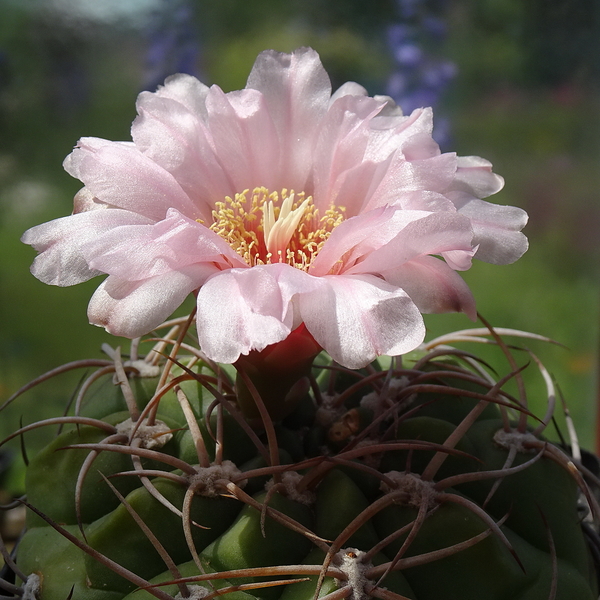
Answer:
[1,318,598,600]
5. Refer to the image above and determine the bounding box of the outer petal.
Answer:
[205,86,281,192]
[154,73,210,116]
[329,81,369,103]
[83,208,246,281]
[449,192,529,264]
[132,92,232,218]
[382,255,476,319]
[73,187,104,213]
[196,265,321,363]
[321,157,393,219]
[63,137,198,221]
[449,155,505,199]
[311,207,469,277]
[365,107,435,163]
[246,48,332,191]
[298,274,425,369]
[360,148,457,212]
[309,205,408,276]
[346,211,474,276]
[311,94,385,213]
[87,264,216,338]
[21,209,153,286]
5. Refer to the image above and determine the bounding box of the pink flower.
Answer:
[22,48,528,369]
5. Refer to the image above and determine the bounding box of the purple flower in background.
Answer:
[143,0,201,92]
[386,0,456,148]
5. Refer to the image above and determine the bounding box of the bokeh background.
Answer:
[1,0,599,493]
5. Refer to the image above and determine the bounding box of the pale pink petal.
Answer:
[309,205,404,276]
[63,137,198,221]
[205,87,281,192]
[196,265,321,363]
[346,211,474,276]
[372,95,404,117]
[132,93,231,218]
[360,150,457,212]
[383,255,476,319]
[312,94,385,212]
[330,81,369,103]
[311,207,465,277]
[88,264,216,338]
[322,157,392,218]
[21,209,153,286]
[439,248,476,271]
[73,187,105,213]
[83,208,245,281]
[154,73,210,116]
[246,48,331,191]
[365,107,434,163]
[399,131,441,161]
[449,192,529,264]
[450,155,505,198]
[298,274,425,369]
[387,190,455,212]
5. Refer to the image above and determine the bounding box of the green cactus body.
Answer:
[5,333,599,600]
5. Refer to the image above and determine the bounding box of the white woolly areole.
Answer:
[352,438,383,469]
[175,586,209,599]
[315,394,345,427]
[360,376,411,417]
[116,418,173,449]
[493,429,539,453]
[188,460,245,497]
[381,471,437,510]
[265,471,316,506]
[124,359,162,378]
[23,573,41,600]
[334,548,372,600]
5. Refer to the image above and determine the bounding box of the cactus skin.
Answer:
[3,328,599,600]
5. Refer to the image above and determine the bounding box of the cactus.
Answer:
[2,318,598,600]
[1,46,590,600]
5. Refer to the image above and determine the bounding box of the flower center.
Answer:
[209,187,345,270]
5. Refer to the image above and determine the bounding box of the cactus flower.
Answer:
[22,47,528,369]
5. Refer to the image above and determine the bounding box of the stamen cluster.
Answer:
[209,187,345,270]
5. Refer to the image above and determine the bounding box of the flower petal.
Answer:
[450,155,505,198]
[83,208,245,281]
[196,265,320,363]
[88,264,216,338]
[361,148,457,212]
[132,91,231,219]
[73,187,104,213]
[312,93,385,213]
[246,48,332,190]
[383,255,476,319]
[450,192,529,264]
[21,209,153,286]
[365,107,434,163]
[63,137,198,221]
[309,205,403,276]
[330,81,369,103]
[154,72,210,116]
[205,86,281,192]
[298,274,425,369]
[346,211,474,275]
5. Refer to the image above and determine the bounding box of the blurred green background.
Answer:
[0,0,599,491]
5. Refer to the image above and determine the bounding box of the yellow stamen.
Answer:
[208,187,345,270]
